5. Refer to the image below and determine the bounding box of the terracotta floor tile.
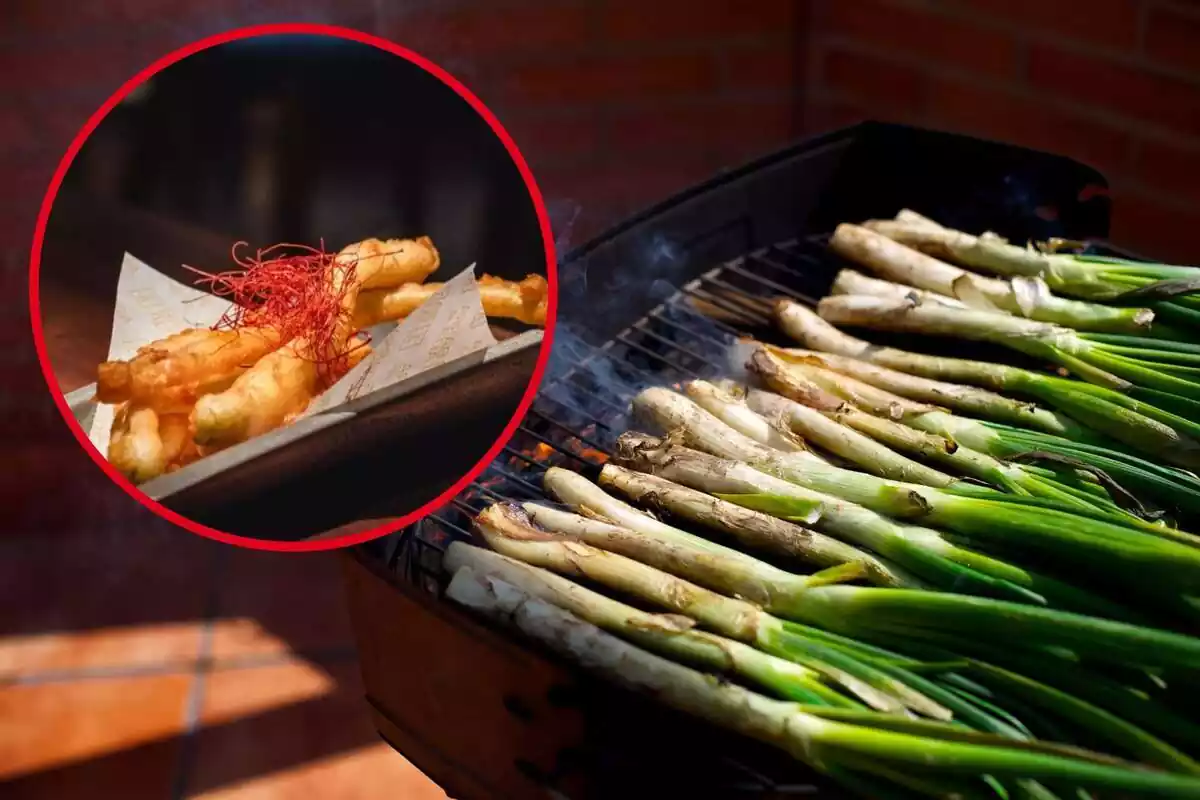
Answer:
[0,673,191,799]
[0,623,202,679]
[0,521,214,676]
[184,660,445,799]
[210,551,354,661]
[189,743,446,800]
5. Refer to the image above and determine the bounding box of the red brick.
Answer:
[1145,4,1200,77]
[0,160,56,214]
[100,0,220,24]
[0,100,42,156]
[1028,45,1200,136]
[820,48,926,115]
[500,111,608,167]
[602,0,798,43]
[1134,140,1200,207]
[620,154,725,209]
[956,0,1140,50]
[23,100,99,155]
[1109,186,1200,263]
[0,210,35,254]
[5,0,115,39]
[386,3,592,62]
[725,44,800,92]
[0,39,149,96]
[927,78,1133,176]
[802,98,873,134]
[497,52,721,108]
[821,0,1018,78]
[609,100,797,155]
[539,152,720,218]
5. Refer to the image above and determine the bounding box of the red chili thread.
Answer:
[184,240,359,379]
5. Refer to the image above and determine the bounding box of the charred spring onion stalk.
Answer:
[596,463,906,581]
[758,345,1085,437]
[543,464,906,586]
[742,354,1122,515]
[867,210,1200,331]
[443,543,857,706]
[476,501,1197,755]
[832,267,969,309]
[612,425,1136,618]
[831,223,1157,333]
[607,442,1200,667]
[775,298,1200,469]
[472,503,951,716]
[819,293,1200,413]
[784,357,1200,526]
[627,390,1200,616]
[522,498,872,618]
[445,564,1200,797]
[685,377,960,488]
[749,350,1183,524]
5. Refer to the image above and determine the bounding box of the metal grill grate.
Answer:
[375,236,846,598]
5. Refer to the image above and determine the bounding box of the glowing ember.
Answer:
[573,446,609,463]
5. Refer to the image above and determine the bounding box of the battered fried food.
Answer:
[96,328,213,403]
[353,274,549,328]
[97,327,283,411]
[320,335,373,390]
[338,236,440,289]
[190,338,321,447]
[108,404,197,482]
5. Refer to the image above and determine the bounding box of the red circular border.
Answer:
[27,24,558,552]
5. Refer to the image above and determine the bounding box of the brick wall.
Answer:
[5,1,1199,270]
[805,0,1200,262]
[3,0,1199,526]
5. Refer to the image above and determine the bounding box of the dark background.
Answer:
[2,2,1199,798]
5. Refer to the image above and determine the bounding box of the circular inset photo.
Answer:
[30,26,555,548]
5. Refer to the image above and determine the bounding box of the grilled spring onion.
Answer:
[522,496,874,621]
[478,501,1184,752]
[446,565,1200,798]
[623,392,1200,618]
[596,462,909,582]
[686,376,961,488]
[614,427,1145,621]
[610,439,1200,668]
[866,210,1200,331]
[775,298,1200,469]
[759,345,1086,437]
[631,386,1200,583]
[755,354,1186,526]
[831,223,1156,334]
[819,293,1200,414]
[741,354,1123,515]
[543,463,908,587]
[473,502,952,716]
[570,459,1200,762]
[786,357,1200,527]
[443,542,858,707]
[833,267,970,308]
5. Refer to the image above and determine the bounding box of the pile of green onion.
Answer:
[442,211,1200,798]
